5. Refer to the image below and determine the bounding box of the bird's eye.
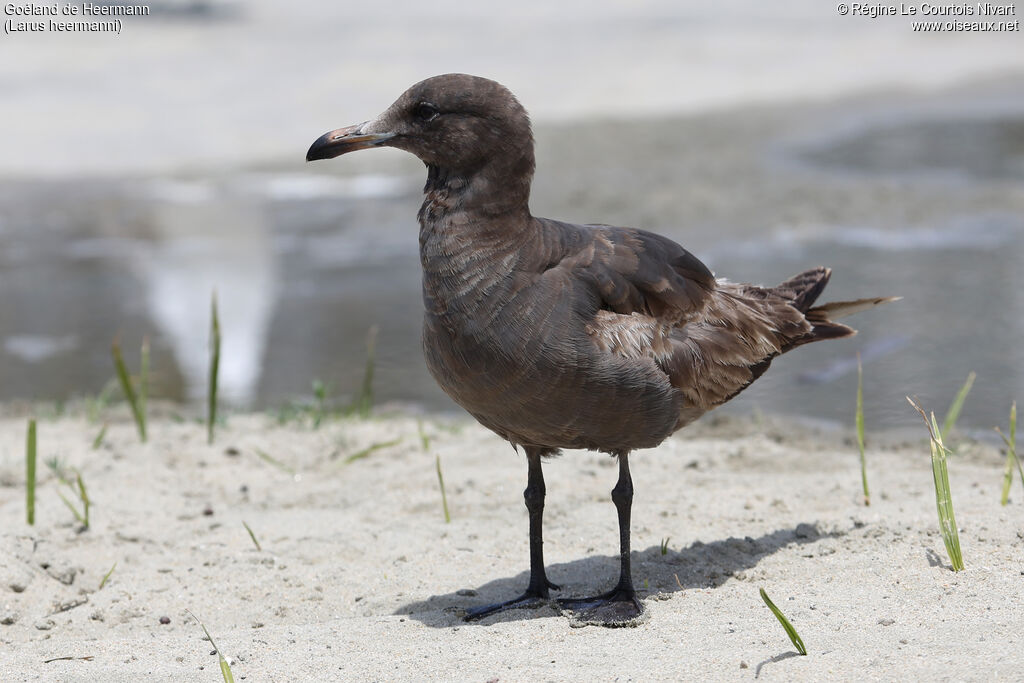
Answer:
[414,102,440,122]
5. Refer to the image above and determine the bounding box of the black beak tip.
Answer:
[305,132,335,162]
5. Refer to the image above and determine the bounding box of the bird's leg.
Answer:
[464,447,559,620]
[558,451,644,626]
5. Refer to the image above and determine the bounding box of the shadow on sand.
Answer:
[396,522,840,627]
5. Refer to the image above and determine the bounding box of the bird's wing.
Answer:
[562,223,716,325]
[546,222,808,416]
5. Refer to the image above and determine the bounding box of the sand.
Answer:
[1,404,1021,681]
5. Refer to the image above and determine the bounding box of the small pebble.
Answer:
[159,616,171,625]
[203,506,214,516]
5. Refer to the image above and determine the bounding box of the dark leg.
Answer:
[464,447,559,620]
[558,451,644,626]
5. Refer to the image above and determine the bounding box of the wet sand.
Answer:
[1,405,1022,680]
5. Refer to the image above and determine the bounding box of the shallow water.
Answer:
[2,90,1023,433]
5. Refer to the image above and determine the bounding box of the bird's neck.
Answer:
[418,143,534,220]
[417,158,536,315]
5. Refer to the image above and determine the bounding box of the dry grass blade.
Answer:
[242,521,262,551]
[998,401,1021,505]
[436,454,450,523]
[26,419,37,526]
[759,588,807,655]
[941,371,975,442]
[43,656,95,664]
[208,292,221,445]
[112,340,147,442]
[907,396,964,571]
[855,353,869,506]
[186,610,234,683]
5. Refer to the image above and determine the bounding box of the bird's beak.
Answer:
[305,122,396,161]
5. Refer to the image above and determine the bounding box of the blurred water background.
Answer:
[1,0,1023,432]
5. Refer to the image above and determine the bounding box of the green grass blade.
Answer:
[344,438,401,465]
[76,471,90,529]
[86,377,119,422]
[929,412,964,571]
[997,402,1022,505]
[357,325,378,418]
[112,341,147,442]
[99,562,117,590]
[941,371,975,441]
[908,397,964,571]
[759,588,807,655]
[436,454,450,523]
[242,521,262,551]
[856,353,869,506]
[139,337,149,438]
[56,488,86,526]
[208,292,221,445]
[253,448,295,475]
[91,423,108,450]
[26,419,37,526]
[417,419,430,452]
[186,611,235,683]
[311,379,327,429]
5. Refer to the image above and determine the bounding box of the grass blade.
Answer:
[186,611,235,683]
[76,471,91,529]
[56,488,87,526]
[417,419,430,452]
[91,423,108,450]
[998,402,1021,505]
[242,521,262,551]
[344,438,401,465]
[759,588,806,655]
[311,379,328,429]
[139,337,149,435]
[855,353,869,506]
[26,419,37,526]
[436,454,450,523]
[253,448,295,475]
[208,292,221,445]
[99,562,117,590]
[357,325,378,418]
[907,397,964,571]
[941,371,975,441]
[112,341,147,442]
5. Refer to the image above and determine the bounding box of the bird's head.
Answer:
[306,74,534,178]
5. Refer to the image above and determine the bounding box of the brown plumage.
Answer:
[307,74,897,626]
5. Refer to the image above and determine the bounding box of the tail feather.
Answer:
[774,267,900,351]
[774,266,831,313]
[807,296,902,321]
